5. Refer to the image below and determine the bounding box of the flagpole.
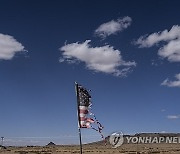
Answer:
[75,82,83,154]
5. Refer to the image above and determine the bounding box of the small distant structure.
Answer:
[1,137,4,146]
[46,142,56,146]
[0,137,6,149]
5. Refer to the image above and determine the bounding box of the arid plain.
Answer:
[1,143,180,154]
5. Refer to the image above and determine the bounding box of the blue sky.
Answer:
[0,0,180,146]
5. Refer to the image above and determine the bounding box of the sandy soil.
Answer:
[1,143,180,154]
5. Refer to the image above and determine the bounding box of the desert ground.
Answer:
[1,143,180,154]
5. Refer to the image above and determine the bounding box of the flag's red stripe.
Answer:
[79,109,88,114]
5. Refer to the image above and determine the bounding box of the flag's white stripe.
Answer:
[79,106,88,110]
[80,121,86,125]
[79,113,86,117]
[86,122,91,128]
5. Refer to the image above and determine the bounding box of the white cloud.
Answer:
[94,16,132,39]
[60,40,136,76]
[161,73,180,87]
[134,25,180,62]
[167,115,180,119]
[0,33,25,60]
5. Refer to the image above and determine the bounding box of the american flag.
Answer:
[75,83,105,143]
[77,84,95,128]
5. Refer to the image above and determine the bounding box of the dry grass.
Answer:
[1,144,180,154]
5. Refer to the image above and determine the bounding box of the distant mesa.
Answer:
[89,133,180,145]
[46,142,56,146]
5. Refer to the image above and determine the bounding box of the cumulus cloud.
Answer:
[134,25,180,62]
[94,16,132,39]
[60,40,136,76]
[161,73,180,87]
[167,115,180,119]
[0,33,25,60]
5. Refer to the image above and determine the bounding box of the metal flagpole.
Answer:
[75,82,83,154]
